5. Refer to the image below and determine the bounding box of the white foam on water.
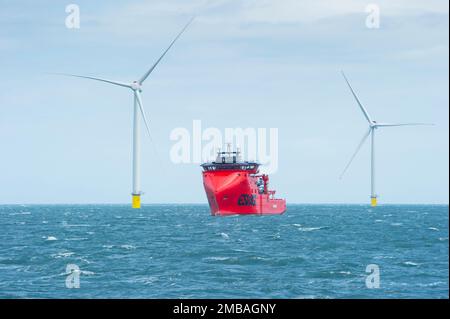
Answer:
[418,281,446,287]
[233,248,250,253]
[204,256,231,261]
[390,223,403,226]
[134,276,159,285]
[252,256,269,261]
[295,295,319,299]
[220,232,229,239]
[65,237,88,241]
[120,244,136,250]
[62,221,90,227]
[298,226,324,232]
[403,261,420,266]
[428,227,439,231]
[374,255,394,259]
[9,212,31,216]
[45,236,57,241]
[51,251,74,259]
[329,270,351,275]
[375,219,383,222]
[76,257,93,264]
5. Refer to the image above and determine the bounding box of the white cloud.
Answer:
[98,0,449,27]
[82,0,448,42]
[394,44,449,60]
[239,0,361,24]
[239,0,449,24]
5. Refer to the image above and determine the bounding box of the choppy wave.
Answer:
[403,261,420,267]
[297,226,326,232]
[203,256,231,261]
[120,244,137,250]
[51,251,75,259]
[220,232,229,239]
[0,204,447,298]
[9,211,31,216]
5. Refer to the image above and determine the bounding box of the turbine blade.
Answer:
[134,91,155,143]
[135,91,165,171]
[340,128,372,179]
[376,122,435,127]
[138,17,194,85]
[52,73,132,89]
[341,71,373,124]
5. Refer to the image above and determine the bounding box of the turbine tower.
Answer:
[340,71,433,207]
[59,18,194,208]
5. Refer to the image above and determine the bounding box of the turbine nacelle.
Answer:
[55,17,195,209]
[131,81,142,92]
[340,71,434,207]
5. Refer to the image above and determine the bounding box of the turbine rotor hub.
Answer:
[131,81,142,91]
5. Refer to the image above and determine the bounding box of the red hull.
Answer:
[202,167,286,216]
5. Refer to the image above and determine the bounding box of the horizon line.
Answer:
[0,202,448,206]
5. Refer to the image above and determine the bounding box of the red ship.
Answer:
[201,146,286,216]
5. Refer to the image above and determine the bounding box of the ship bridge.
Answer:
[201,145,260,173]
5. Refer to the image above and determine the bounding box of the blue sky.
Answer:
[0,0,448,204]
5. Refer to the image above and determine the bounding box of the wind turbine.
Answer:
[340,71,433,207]
[58,18,194,209]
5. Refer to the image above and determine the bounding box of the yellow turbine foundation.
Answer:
[371,197,377,207]
[132,194,141,209]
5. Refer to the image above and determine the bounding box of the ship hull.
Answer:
[202,170,286,216]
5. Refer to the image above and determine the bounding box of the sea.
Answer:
[0,204,448,298]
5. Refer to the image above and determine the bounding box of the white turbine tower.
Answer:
[59,18,194,209]
[340,71,433,207]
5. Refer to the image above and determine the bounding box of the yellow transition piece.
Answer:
[132,194,141,209]
[371,197,377,207]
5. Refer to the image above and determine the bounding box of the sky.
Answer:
[0,0,448,204]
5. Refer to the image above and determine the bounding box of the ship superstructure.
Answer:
[201,146,286,216]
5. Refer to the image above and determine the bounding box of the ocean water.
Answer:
[0,204,448,299]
